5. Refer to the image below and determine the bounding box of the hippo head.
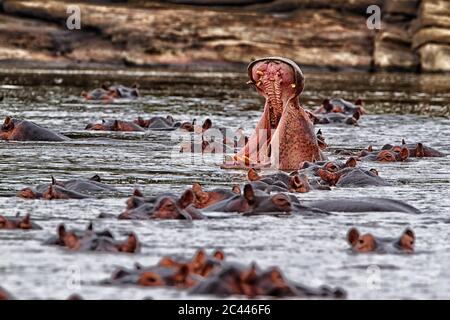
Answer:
[133,190,195,220]
[347,227,415,253]
[288,174,311,193]
[247,57,305,129]
[0,214,33,230]
[242,184,292,215]
[0,116,16,139]
[376,147,409,162]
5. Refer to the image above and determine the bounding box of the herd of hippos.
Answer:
[0,57,447,300]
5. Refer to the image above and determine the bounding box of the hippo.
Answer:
[45,223,139,253]
[81,83,139,101]
[0,213,42,230]
[0,117,68,142]
[119,189,205,220]
[314,98,365,115]
[18,175,115,199]
[347,227,415,254]
[191,183,240,209]
[102,249,224,288]
[0,287,14,300]
[309,110,361,126]
[157,249,225,278]
[359,146,410,162]
[224,57,323,170]
[202,184,293,216]
[103,83,140,100]
[189,262,346,299]
[134,115,180,131]
[382,140,446,158]
[85,119,145,132]
[317,167,391,187]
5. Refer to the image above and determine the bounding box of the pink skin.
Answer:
[226,59,322,170]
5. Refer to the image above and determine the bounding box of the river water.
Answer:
[0,68,449,299]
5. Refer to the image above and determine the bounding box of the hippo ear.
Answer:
[240,262,258,284]
[90,174,101,182]
[202,118,212,131]
[398,228,415,251]
[132,83,140,89]
[2,116,14,130]
[133,188,143,197]
[192,118,197,125]
[0,215,7,226]
[101,83,109,90]
[119,233,138,253]
[191,183,203,194]
[317,129,322,136]
[415,143,425,158]
[347,228,360,246]
[112,120,120,131]
[399,147,410,161]
[86,222,93,231]
[193,249,206,265]
[369,168,379,176]
[58,224,67,239]
[402,139,406,145]
[323,99,333,112]
[178,189,194,209]
[172,264,190,284]
[352,110,361,121]
[81,91,88,98]
[213,250,225,261]
[231,185,241,194]
[367,145,373,152]
[21,214,31,225]
[345,157,357,168]
[166,115,174,123]
[317,139,328,151]
[51,176,57,185]
[402,228,415,240]
[243,184,255,205]
[247,168,261,181]
[355,98,363,106]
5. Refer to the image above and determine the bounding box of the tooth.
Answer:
[291,84,296,88]
[256,81,262,86]
[246,80,253,85]
[256,70,264,76]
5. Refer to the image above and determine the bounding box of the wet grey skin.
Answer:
[305,197,421,214]
[106,84,140,99]
[382,143,446,157]
[148,117,180,131]
[85,119,146,132]
[354,236,414,254]
[87,88,111,100]
[317,112,359,126]
[334,168,391,187]
[1,119,68,141]
[0,215,43,230]
[329,98,362,114]
[119,193,205,220]
[44,225,114,246]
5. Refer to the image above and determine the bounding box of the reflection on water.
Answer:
[0,69,449,299]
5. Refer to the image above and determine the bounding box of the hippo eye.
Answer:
[358,239,364,244]
[163,202,175,210]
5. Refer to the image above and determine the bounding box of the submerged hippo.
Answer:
[104,249,225,288]
[0,213,42,230]
[81,83,139,101]
[310,110,361,126]
[18,175,115,200]
[191,183,240,209]
[317,167,390,187]
[224,57,323,170]
[85,119,145,132]
[119,189,205,220]
[359,145,410,162]
[45,223,139,253]
[189,262,346,299]
[134,115,180,131]
[347,227,415,253]
[383,140,446,158]
[314,98,365,115]
[0,116,68,142]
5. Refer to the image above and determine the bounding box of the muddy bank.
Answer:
[0,0,448,72]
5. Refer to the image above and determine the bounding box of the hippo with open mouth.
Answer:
[224,57,323,170]
[0,116,68,142]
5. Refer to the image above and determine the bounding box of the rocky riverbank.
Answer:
[0,0,448,72]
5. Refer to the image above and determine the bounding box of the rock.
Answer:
[374,24,419,70]
[383,0,419,16]
[412,27,450,49]
[418,44,450,72]
[418,0,450,29]
[2,0,373,69]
